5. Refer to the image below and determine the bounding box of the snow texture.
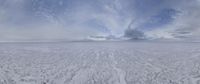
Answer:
[0,42,200,84]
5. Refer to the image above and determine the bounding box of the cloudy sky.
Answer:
[0,0,200,41]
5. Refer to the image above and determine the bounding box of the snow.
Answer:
[0,42,200,84]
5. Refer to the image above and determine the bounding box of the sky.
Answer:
[0,0,200,41]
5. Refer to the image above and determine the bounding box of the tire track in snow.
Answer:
[108,51,127,84]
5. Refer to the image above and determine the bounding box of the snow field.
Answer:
[0,42,200,84]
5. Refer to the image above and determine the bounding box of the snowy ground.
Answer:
[0,42,200,84]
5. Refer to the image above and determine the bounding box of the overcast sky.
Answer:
[0,0,200,41]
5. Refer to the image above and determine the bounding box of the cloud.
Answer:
[0,0,133,41]
[148,0,200,40]
[123,0,200,40]
[0,0,101,41]
[0,0,200,41]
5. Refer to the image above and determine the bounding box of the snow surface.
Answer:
[0,42,200,84]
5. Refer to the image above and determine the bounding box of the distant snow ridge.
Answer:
[0,42,200,84]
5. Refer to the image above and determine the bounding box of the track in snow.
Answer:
[0,42,200,84]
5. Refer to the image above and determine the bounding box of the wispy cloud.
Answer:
[147,0,200,40]
[0,0,200,41]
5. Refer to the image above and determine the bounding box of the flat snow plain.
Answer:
[0,42,200,84]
